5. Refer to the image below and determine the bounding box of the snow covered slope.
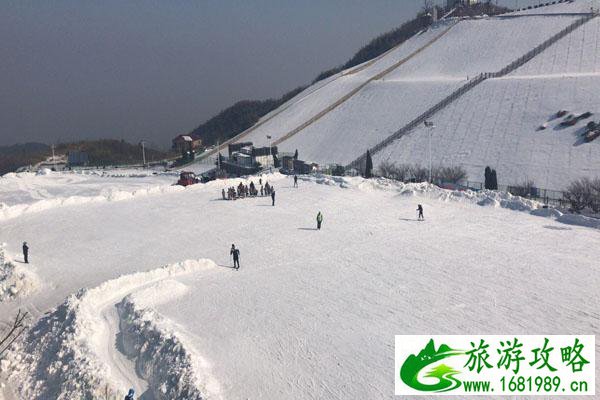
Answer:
[510,15,600,76]
[214,2,600,189]
[1,173,599,399]
[375,74,600,190]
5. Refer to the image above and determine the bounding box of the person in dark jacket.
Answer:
[271,189,275,206]
[125,388,135,400]
[22,242,29,264]
[417,204,424,221]
[294,175,298,188]
[230,244,240,269]
[316,211,323,230]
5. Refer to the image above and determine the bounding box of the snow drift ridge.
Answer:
[3,259,219,400]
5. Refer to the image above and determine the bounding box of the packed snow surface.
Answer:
[376,74,600,190]
[0,172,598,399]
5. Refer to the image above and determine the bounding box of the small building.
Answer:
[252,146,277,168]
[172,135,202,153]
[228,142,253,157]
[67,151,89,166]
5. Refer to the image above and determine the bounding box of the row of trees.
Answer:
[56,139,168,167]
[376,160,467,184]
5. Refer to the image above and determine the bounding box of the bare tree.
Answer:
[0,309,30,357]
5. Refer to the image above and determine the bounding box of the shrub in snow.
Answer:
[432,165,467,184]
[565,177,600,213]
[377,162,412,182]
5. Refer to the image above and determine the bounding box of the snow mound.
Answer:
[35,168,52,176]
[0,244,40,301]
[530,207,564,218]
[0,184,183,222]
[556,213,600,229]
[118,281,221,400]
[4,259,218,400]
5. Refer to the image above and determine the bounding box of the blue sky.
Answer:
[0,0,543,148]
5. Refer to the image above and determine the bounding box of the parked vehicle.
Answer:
[176,171,200,186]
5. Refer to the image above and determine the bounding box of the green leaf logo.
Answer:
[400,339,464,392]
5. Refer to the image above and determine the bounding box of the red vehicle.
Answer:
[177,171,199,186]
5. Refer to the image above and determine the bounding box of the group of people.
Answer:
[222,179,275,201]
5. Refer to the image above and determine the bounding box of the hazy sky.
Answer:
[1,0,540,148]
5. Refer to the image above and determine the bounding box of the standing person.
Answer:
[417,204,424,221]
[260,185,264,197]
[316,211,323,230]
[271,189,276,206]
[294,175,298,188]
[124,388,135,400]
[22,242,29,264]
[222,188,226,200]
[230,244,240,270]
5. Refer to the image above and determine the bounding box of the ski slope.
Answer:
[375,74,600,190]
[1,172,599,399]
[382,15,578,80]
[205,1,600,189]
[279,79,463,165]
[222,21,458,150]
[510,15,600,76]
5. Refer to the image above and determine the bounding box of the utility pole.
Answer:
[217,139,221,172]
[424,120,435,183]
[51,144,56,171]
[267,135,272,168]
[140,140,146,167]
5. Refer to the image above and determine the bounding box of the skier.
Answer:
[22,242,29,264]
[124,388,135,400]
[230,244,240,270]
[417,204,424,221]
[294,175,298,188]
[316,211,323,230]
[271,189,276,206]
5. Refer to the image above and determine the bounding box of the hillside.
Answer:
[55,139,170,167]
[193,0,600,190]
[0,143,50,175]
[185,4,508,148]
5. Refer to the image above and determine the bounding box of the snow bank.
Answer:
[0,244,40,301]
[118,282,221,400]
[0,184,184,222]
[557,213,600,229]
[3,259,217,400]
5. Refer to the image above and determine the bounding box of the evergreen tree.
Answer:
[364,150,373,178]
[484,166,492,189]
[491,169,498,190]
[294,149,299,160]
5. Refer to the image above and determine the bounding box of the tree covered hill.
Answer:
[0,140,170,175]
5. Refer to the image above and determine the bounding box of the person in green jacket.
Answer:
[316,211,323,230]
